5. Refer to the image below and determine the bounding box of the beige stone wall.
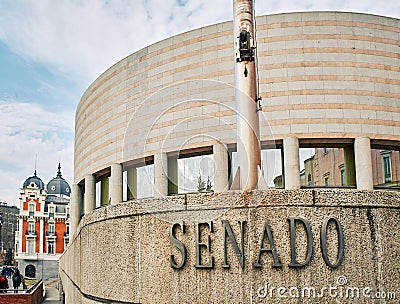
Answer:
[60,189,400,303]
[74,12,400,184]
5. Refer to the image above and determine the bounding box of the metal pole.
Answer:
[233,0,261,190]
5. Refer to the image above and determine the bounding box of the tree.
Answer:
[197,172,206,192]
[206,176,213,192]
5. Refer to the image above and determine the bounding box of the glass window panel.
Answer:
[178,155,214,194]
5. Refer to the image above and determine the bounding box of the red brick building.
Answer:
[301,148,400,188]
[15,164,70,279]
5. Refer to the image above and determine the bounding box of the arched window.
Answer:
[25,264,36,278]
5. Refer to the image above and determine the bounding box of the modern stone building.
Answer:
[61,11,400,303]
[16,165,71,280]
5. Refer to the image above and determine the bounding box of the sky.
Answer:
[0,0,399,206]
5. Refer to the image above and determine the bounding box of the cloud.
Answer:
[0,100,74,205]
[0,0,398,85]
[255,0,400,16]
[0,0,232,84]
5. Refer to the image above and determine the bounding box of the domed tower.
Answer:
[16,164,71,280]
[46,163,71,198]
[22,170,45,194]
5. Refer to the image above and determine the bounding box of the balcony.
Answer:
[46,231,56,238]
[25,230,36,236]
[45,212,69,219]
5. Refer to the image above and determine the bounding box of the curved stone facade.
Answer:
[74,11,400,184]
[62,11,400,304]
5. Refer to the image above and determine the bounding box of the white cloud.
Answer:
[254,0,400,16]
[0,0,398,85]
[0,0,232,84]
[0,100,74,205]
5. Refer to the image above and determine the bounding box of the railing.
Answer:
[25,230,36,236]
[0,288,28,294]
[0,280,44,303]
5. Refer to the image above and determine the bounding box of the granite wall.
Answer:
[59,189,400,303]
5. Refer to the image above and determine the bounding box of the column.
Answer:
[354,137,373,190]
[127,167,137,200]
[70,183,82,237]
[168,156,178,195]
[154,153,168,197]
[18,218,23,254]
[110,164,123,205]
[39,219,44,253]
[84,174,96,214]
[213,142,229,192]
[283,137,300,190]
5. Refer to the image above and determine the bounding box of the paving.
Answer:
[42,278,62,304]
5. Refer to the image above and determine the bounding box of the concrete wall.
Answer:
[60,189,400,303]
[74,11,400,184]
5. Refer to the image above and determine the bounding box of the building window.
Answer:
[28,203,35,216]
[323,148,329,154]
[28,221,35,234]
[66,223,70,235]
[307,174,312,186]
[323,173,330,186]
[382,154,392,183]
[48,241,55,254]
[27,240,35,253]
[340,169,345,186]
[49,223,55,234]
[339,164,345,186]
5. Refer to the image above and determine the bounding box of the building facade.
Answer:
[0,202,19,265]
[61,11,400,303]
[15,164,70,279]
[300,148,400,187]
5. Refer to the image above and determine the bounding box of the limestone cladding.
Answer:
[74,11,400,183]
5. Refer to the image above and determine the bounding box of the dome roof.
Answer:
[23,170,45,190]
[46,163,71,197]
